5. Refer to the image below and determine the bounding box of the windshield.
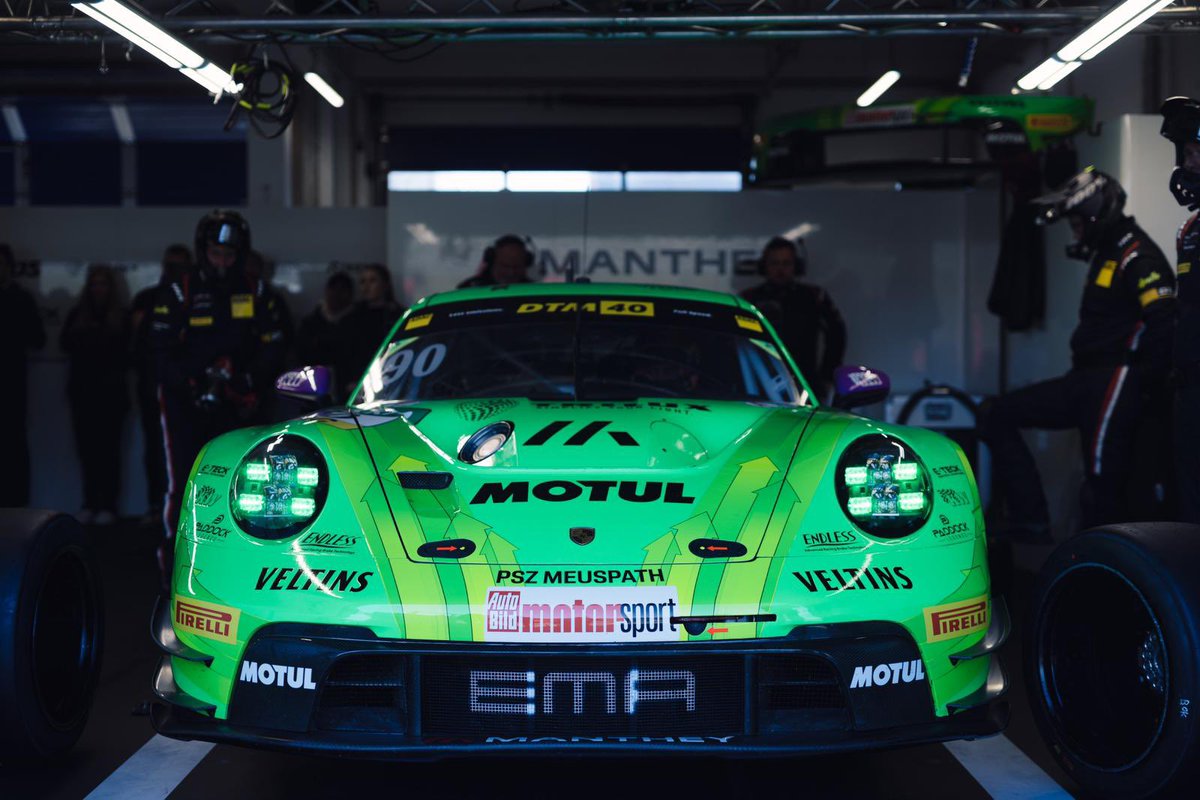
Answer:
[354,296,807,405]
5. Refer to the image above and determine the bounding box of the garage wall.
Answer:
[0,206,386,516]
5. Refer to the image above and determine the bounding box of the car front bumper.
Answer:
[151,608,1009,759]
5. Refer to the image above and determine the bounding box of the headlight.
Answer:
[459,421,513,464]
[230,434,329,540]
[835,434,931,538]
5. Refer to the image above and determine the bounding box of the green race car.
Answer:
[152,282,1008,756]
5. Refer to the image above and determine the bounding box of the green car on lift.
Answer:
[151,281,1007,756]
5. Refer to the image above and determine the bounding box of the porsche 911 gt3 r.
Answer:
[151,282,1007,757]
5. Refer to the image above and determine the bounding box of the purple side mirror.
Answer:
[275,366,333,403]
[832,365,891,410]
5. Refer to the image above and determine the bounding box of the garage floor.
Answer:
[1,525,1079,800]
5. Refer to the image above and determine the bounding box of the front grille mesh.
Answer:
[758,654,845,710]
[315,654,407,732]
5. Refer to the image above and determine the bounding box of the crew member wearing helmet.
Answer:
[740,236,846,401]
[1160,96,1200,522]
[979,168,1176,539]
[150,210,287,582]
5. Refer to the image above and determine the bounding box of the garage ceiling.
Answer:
[1,1,1197,43]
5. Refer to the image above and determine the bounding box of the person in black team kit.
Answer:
[740,236,846,401]
[131,244,191,523]
[0,244,47,507]
[979,168,1176,541]
[458,234,535,289]
[297,271,356,399]
[343,263,404,398]
[61,264,130,526]
[1160,97,1200,523]
[151,211,286,582]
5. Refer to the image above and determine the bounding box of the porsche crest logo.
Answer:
[569,527,596,546]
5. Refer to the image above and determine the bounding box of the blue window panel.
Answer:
[127,101,247,142]
[136,141,246,206]
[29,141,121,205]
[18,100,116,142]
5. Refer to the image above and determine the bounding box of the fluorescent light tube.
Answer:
[72,3,183,69]
[2,105,26,143]
[191,63,241,94]
[1017,59,1068,91]
[181,68,229,96]
[303,72,345,108]
[110,103,135,144]
[72,1,238,95]
[1036,60,1084,91]
[1017,0,1171,92]
[856,70,901,108]
[1057,0,1165,62]
[91,0,214,68]
[1080,0,1174,61]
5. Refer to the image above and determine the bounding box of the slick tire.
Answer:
[0,510,103,759]
[1026,523,1200,798]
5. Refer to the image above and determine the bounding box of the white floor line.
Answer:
[945,735,1074,800]
[84,734,215,800]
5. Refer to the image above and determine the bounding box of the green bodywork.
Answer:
[751,94,1094,183]
[169,283,993,722]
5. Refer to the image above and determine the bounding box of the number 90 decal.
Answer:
[364,342,448,397]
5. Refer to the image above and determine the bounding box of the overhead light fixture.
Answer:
[71,1,239,96]
[303,72,345,108]
[856,70,901,108]
[1016,0,1173,91]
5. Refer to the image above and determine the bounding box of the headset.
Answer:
[758,236,808,277]
[483,234,535,270]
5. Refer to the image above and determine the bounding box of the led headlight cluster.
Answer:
[230,434,329,539]
[835,434,931,538]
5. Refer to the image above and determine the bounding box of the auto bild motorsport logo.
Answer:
[483,586,681,642]
[849,660,926,689]
[174,597,240,644]
[924,594,989,643]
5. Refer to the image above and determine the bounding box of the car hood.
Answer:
[352,399,816,565]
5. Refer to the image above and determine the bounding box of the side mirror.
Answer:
[275,366,333,406]
[832,365,890,410]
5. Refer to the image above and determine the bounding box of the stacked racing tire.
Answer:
[1028,524,1200,798]
[0,510,103,758]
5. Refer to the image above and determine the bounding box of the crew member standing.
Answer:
[343,263,404,398]
[297,271,356,399]
[131,244,191,523]
[740,236,846,400]
[0,244,47,507]
[979,168,1176,539]
[61,264,129,525]
[152,211,286,581]
[458,234,535,289]
[1160,96,1200,523]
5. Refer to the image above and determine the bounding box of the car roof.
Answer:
[413,282,749,311]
